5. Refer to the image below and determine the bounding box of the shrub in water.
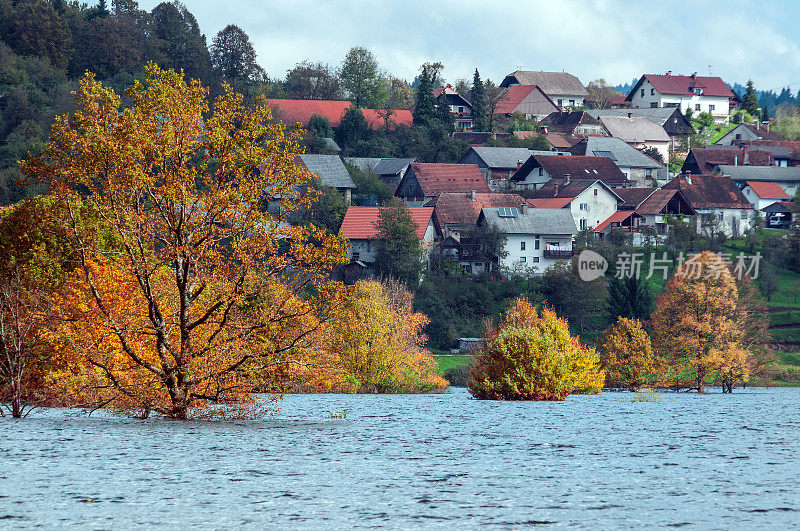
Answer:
[468,299,604,400]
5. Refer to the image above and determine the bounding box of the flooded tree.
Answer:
[23,64,349,419]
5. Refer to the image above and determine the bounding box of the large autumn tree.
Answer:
[650,251,749,392]
[22,64,349,419]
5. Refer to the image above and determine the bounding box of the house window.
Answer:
[534,235,540,250]
[532,257,540,263]
[641,88,645,97]
[594,189,598,196]
[521,241,526,250]
[650,102,658,108]
[579,203,588,211]
[650,88,655,95]
[709,104,715,112]
[520,256,526,262]
[694,88,702,95]
[538,168,543,176]
[580,219,587,230]
[557,99,563,107]
[569,100,575,107]
[695,104,701,111]
[458,106,464,113]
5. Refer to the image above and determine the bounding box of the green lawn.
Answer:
[431,355,472,375]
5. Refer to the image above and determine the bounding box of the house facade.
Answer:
[715,123,782,146]
[500,71,589,109]
[433,85,473,132]
[625,73,739,124]
[338,206,439,264]
[663,175,754,237]
[395,163,490,205]
[478,205,578,276]
[494,85,561,119]
[528,179,622,231]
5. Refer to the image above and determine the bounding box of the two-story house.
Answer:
[625,73,740,124]
[477,205,578,276]
[500,71,589,109]
[527,179,623,231]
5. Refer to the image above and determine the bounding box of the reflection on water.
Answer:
[1,388,799,527]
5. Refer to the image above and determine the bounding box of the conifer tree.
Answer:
[742,80,760,117]
[471,69,486,131]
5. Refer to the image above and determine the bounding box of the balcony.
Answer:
[543,249,574,259]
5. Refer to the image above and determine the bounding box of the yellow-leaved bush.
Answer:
[276,279,448,393]
[469,298,604,400]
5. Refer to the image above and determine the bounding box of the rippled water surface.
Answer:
[1,388,799,528]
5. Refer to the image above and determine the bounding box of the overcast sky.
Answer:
[139,0,800,91]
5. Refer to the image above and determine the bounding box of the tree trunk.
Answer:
[10,378,21,418]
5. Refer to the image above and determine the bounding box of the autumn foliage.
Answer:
[650,251,753,392]
[469,298,604,400]
[597,317,663,391]
[277,279,447,393]
[22,64,349,418]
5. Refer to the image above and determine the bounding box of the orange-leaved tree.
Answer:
[597,317,663,391]
[650,251,748,392]
[469,298,604,400]
[22,64,349,419]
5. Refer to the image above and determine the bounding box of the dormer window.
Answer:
[694,88,703,95]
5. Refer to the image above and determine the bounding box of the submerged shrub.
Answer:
[468,299,604,400]
[597,317,663,390]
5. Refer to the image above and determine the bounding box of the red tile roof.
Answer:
[640,74,735,98]
[663,175,751,209]
[338,206,433,240]
[745,181,790,199]
[426,192,524,226]
[545,132,584,149]
[526,197,573,209]
[408,163,491,196]
[594,211,635,232]
[495,85,560,114]
[264,99,411,129]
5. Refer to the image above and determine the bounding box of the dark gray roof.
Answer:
[587,108,678,126]
[298,154,355,189]
[343,157,382,172]
[500,71,588,97]
[470,147,534,169]
[580,136,662,169]
[717,165,800,183]
[373,158,417,176]
[480,207,577,235]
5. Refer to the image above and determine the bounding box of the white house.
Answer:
[478,205,578,276]
[527,180,622,232]
[626,73,739,124]
[741,181,791,210]
[338,206,439,264]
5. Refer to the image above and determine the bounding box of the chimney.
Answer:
[766,121,770,133]
[542,126,548,134]
[517,159,524,170]
[734,155,738,166]
[685,175,692,185]
[470,190,477,201]
[691,72,697,79]
[627,112,633,119]
[743,145,749,165]
[564,173,571,184]
[666,70,672,76]
[521,202,529,214]
[756,120,760,131]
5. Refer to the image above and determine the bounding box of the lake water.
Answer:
[1,387,799,528]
